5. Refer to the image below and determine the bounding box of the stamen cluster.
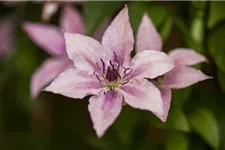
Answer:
[94,52,132,89]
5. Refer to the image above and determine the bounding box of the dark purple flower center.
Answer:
[94,52,132,88]
[105,62,120,82]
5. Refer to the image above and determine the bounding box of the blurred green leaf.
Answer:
[114,106,139,146]
[165,132,189,150]
[174,17,199,50]
[154,107,190,132]
[218,69,225,93]
[199,91,225,149]
[13,29,40,108]
[172,87,192,107]
[166,108,190,132]
[188,108,220,149]
[87,136,116,150]
[84,1,123,35]
[208,2,225,29]
[191,17,204,44]
[129,2,168,35]
[209,24,225,72]
[160,15,173,41]
[165,108,190,132]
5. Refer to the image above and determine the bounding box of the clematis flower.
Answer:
[136,13,212,122]
[0,17,14,60]
[23,5,107,99]
[45,6,174,137]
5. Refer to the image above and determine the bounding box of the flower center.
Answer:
[106,65,120,82]
[94,52,132,90]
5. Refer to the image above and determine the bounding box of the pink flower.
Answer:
[0,18,14,60]
[45,6,174,137]
[40,1,83,21]
[23,5,107,99]
[136,13,212,122]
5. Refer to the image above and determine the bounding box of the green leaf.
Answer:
[166,108,190,132]
[209,24,225,72]
[191,17,204,44]
[13,29,40,107]
[159,15,173,41]
[154,107,190,132]
[208,2,225,29]
[165,132,189,150]
[86,136,116,150]
[174,17,197,49]
[129,2,168,35]
[84,1,123,35]
[113,106,139,145]
[188,108,220,149]
[172,87,192,107]
[218,69,225,93]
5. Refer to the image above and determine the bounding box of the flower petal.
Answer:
[23,22,65,56]
[102,5,134,65]
[31,57,71,99]
[128,50,174,80]
[154,87,171,122]
[168,48,207,67]
[0,18,14,59]
[136,13,162,53]
[42,2,59,21]
[45,68,104,99]
[119,79,163,117]
[93,20,110,42]
[163,66,212,89]
[88,90,123,138]
[64,33,105,73]
[60,5,85,34]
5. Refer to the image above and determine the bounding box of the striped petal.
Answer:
[102,5,134,65]
[168,48,207,67]
[45,68,104,99]
[163,66,212,89]
[136,13,162,52]
[88,90,123,137]
[119,79,163,117]
[31,57,71,99]
[60,5,85,34]
[23,23,65,56]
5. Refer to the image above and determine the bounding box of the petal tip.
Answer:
[158,116,167,123]
[96,129,104,138]
[43,86,50,92]
[122,4,129,14]
[30,90,38,100]
[205,75,213,80]
[22,22,33,31]
[142,13,149,19]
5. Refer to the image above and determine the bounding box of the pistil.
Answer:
[94,52,133,89]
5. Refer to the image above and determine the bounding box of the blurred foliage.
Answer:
[188,108,220,150]
[165,132,189,150]
[0,1,225,150]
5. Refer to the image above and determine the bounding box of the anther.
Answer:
[94,71,102,82]
[123,68,133,78]
[100,59,106,74]
[96,62,101,70]
[122,80,129,85]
